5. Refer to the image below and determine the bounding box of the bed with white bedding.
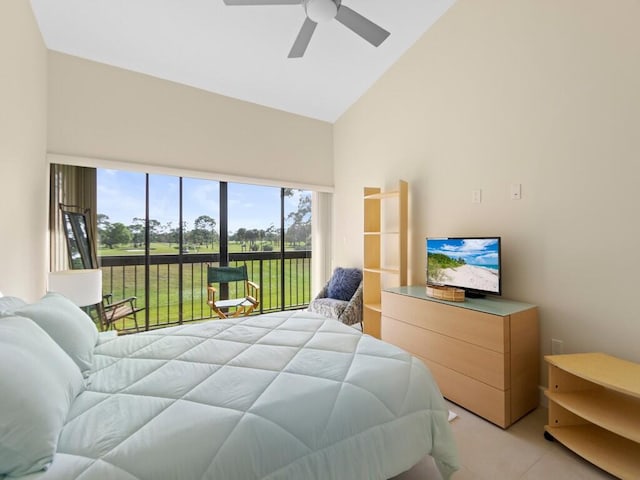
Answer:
[0,294,459,480]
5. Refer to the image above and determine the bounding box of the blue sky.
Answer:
[426,238,500,267]
[97,169,306,233]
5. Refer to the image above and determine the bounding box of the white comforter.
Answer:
[24,310,458,480]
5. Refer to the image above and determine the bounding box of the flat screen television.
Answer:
[426,237,501,298]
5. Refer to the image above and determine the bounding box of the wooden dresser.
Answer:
[381,286,539,428]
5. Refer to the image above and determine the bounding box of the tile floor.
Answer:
[394,401,618,480]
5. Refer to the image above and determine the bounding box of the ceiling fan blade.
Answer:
[223,0,300,5]
[335,5,390,47]
[288,18,317,58]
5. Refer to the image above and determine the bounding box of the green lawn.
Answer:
[98,242,310,332]
[98,241,284,256]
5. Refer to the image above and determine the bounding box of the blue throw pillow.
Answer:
[327,268,362,301]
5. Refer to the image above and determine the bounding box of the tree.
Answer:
[129,217,145,247]
[148,219,161,243]
[194,215,217,248]
[246,229,259,250]
[97,213,110,228]
[161,221,177,246]
[127,217,161,245]
[265,223,277,246]
[234,227,247,247]
[97,214,111,247]
[103,223,132,248]
[286,192,311,248]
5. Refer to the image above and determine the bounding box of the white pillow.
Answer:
[14,292,99,376]
[0,316,84,476]
[0,296,27,316]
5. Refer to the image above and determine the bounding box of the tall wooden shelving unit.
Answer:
[363,180,408,338]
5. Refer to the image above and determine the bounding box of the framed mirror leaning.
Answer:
[59,204,97,270]
[58,204,145,332]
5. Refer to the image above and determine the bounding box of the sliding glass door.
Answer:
[92,167,311,332]
[96,169,146,330]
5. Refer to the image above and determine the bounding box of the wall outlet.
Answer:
[551,338,564,355]
[510,183,522,200]
[472,189,482,204]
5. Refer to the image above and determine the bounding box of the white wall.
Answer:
[2,4,333,298]
[333,0,640,381]
[0,0,48,300]
[47,52,334,189]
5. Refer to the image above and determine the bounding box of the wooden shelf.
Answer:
[545,424,640,479]
[545,353,640,478]
[363,231,400,236]
[546,389,640,443]
[364,303,382,313]
[364,191,400,200]
[362,181,407,339]
[363,267,401,275]
[546,352,640,398]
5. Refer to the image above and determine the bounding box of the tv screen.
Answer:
[426,237,501,297]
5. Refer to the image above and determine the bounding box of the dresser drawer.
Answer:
[382,291,508,353]
[382,316,508,389]
[423,357,510,428]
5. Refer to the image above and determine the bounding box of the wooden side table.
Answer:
[544,352,640,478]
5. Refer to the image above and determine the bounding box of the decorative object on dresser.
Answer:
[426,284,465,302]
[363,180,407,339]
[381,285,539,428]
[544,353,640,478]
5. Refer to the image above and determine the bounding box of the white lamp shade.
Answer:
[48,269,103,307]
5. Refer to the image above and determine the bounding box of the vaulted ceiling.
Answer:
[30,0,456,122]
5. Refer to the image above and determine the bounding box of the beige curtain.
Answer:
[49,164,97,271]
[311,191,332,297]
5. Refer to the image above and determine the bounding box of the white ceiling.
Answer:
[30,0,456,123]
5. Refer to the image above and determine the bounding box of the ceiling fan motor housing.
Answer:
[305,0,339,23]
[222,0,387,58]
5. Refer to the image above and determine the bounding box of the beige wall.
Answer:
[4,0,639,387]
[48,52,333,189]
[333,0,640,376]
[0,1,48,300]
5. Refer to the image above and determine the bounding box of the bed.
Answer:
[0,293,459,480]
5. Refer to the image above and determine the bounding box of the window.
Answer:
[93,168,312,331]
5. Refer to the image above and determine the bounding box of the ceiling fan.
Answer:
[222,0,391,58]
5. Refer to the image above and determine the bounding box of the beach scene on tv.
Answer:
[427,238,500,293]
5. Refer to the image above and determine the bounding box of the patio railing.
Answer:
[99,250,312,332]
